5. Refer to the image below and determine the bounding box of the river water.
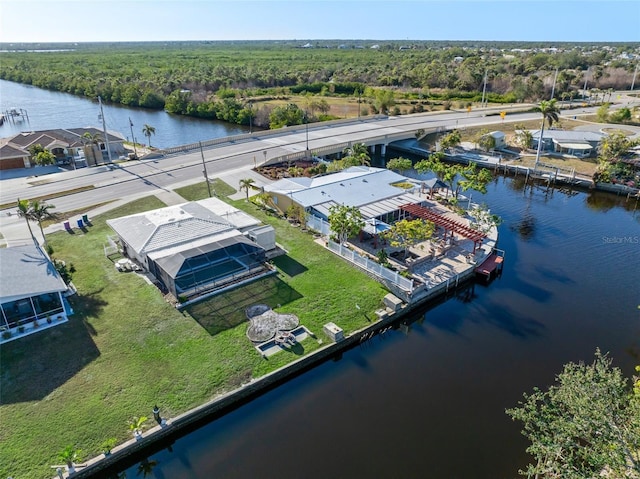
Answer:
[0,79,248,148]
[115,177,639,478]
[3,80,639,478]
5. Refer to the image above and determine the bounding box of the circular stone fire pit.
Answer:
[246,304,299,343]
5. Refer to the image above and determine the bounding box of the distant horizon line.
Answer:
[1,39,639,45]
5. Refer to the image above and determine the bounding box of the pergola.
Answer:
[400,203,486,252]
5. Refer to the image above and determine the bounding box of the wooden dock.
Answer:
[475,250,505,281]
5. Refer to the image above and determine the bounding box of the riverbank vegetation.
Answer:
[0,41,637,129]
[0,186,387,479]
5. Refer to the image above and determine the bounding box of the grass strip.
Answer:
[0,185,96,210]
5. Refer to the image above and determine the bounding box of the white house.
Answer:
[107,198,277,300]
[531,129,605,158]
[0,244,71,342]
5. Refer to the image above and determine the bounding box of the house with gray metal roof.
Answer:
[0,244,71,343]
[107,198,276,301]
[264,166,424,227]
[530,129,605,158]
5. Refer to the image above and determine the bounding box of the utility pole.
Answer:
[98,96,113,163]
[199,141,212,198]
[128,117,138,159]
[631,63,639,91]
[481,69,488,108]
[582,68,589,101]
[550,67,559,100]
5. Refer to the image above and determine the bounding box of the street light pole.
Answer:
[248,101,253,134]
[129,117,138,159]
[305,121,309,151]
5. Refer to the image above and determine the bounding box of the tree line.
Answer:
[0,42,637,128]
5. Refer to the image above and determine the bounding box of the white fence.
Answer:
[306,215,331,235]
[326,239,414,293]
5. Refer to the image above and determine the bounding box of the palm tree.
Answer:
[342,143,371,166]
[28,200,56,249]
[238,178,255,200]
[82,131,103,166]
[533,99,560,170]
[16,198,35,243]
[142,124,156,147]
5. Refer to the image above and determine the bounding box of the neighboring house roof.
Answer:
[0,127,125,161]
[0,140,30,159]
[312,191,422,219]
[107,198,261,255]
[265,166,412,209]
[0,244,68,303]
[531,129,605,143]
[1,127,124,151]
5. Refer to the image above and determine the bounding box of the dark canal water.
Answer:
[118,177,640,479]
[0,79,248,148]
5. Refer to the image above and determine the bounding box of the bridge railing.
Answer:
[156,115,389,157]
[262,128,433,167]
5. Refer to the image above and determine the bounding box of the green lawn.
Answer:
[0,186,386,479]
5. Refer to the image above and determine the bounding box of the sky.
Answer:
[0,0,638,44]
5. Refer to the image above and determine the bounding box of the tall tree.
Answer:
[27,143,56,166]
[328,204,365,244]
[514,129,533,151]
[415,152,463,197]
[458,163,493,196]
[17,199,56,248]
[477,133,496,152]
[386,157,412,174]
[16,198,35,243]
[533,99,560,169]
[27,199,56,249]
[507,350,640,478]
[342,143,371,166]
[439,130,462,151]
[238,178,255,200]
[381,218,435,261]
[82,131,103,166]
[269,103,304,129]
[142,124,156,147]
